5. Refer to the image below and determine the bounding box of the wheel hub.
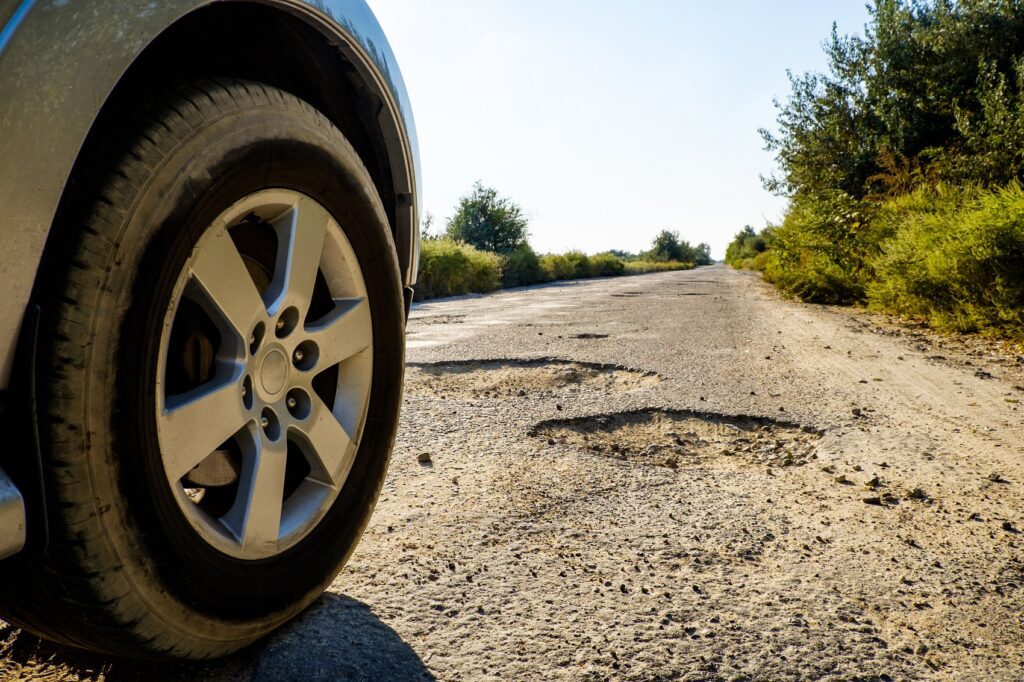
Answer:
[258,348,289,398]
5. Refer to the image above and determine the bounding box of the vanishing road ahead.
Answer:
[4,265,1024,680]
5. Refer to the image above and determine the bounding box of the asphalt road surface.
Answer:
[3,265,1024,680]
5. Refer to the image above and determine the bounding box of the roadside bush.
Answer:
[563,250,593,278]
[416,242,703,301]
[724,226,768,265]
[539,253,576,281]
[415,238,502,300]
[623,260,695,275]
[502,243,545,288]
[757,191,876,304]
[732,250,773,272]
[868,183,1024,336]
[590,252,626,277]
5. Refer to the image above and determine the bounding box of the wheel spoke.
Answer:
[271,197,330,311]
[159,377,250,482]
[294,398,355,487]
[226,434,288,551]
[188,226,265,337]
[308,297,372,369]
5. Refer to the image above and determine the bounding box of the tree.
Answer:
[446,182,529,254]
[646,230,702,263]
[762,0,1024,199]
[647,230,682,262]
[694,243,714,266]
[420,212,436,241]
[725,226,768,265]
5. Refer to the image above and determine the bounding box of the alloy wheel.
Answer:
[156,190,373,560]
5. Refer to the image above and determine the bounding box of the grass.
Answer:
[416,240,696,300]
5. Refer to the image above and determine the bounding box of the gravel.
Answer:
[3,265,1023,680]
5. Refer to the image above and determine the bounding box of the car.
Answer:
[0,0,419,659]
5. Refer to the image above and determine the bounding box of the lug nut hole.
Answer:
[275,307,299,339]
[293,340,319,371]
[261,408,281,441]
[286,388,312,420]
[242,375,254,410]
[249,322,266,355]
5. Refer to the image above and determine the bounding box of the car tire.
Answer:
[0,79,405,658]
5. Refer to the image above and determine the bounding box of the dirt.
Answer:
[405,359,662,399]
[2,265,1023,681]
[533,409,823,470]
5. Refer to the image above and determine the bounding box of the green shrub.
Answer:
[539,254,576,281]
[590,252,626,277]
[502,243,545,287]
[759,191,876,304]
[725,226,768,265]
[868,183,1024,336]
[563,250,593,278]
[415,238,502,300]
[732,250,773,271]
[623,260,695,275]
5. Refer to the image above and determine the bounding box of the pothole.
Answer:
[531,409,823,469]
[414,314,466,325]
[405,359,662,398]
[571,333,609,340]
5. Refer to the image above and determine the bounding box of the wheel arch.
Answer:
[60,1,419,281]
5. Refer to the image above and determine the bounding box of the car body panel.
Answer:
[0,0,420,391]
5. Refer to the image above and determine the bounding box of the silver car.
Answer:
[0,0,419,658]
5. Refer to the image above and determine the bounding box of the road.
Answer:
[3,265,1024,680]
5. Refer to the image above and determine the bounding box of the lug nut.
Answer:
[276,319,285,331]
[261,416,269,429]
[287,397,297,409]
[294,349,304,362]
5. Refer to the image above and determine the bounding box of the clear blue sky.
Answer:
[369,1,872,259]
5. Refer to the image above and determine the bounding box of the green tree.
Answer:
[446,182,529,254]
[762,0,1024,199]
[725,226,768,265]
[647,230,688,262]
[420,212,436,241]
[694,243,714,265]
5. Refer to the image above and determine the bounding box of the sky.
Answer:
[369,1,873,259]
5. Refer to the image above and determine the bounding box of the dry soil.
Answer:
[2,265,1023,681]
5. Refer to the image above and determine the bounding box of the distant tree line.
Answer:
[416,182,710,300]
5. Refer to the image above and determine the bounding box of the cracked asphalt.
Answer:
[3,264,1024,680]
